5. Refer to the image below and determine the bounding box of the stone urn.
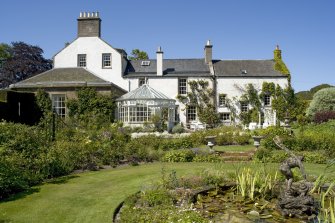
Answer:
[205,135,216,150]
[252,135,263,149]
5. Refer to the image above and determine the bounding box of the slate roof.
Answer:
[124,59,211,77]
[124,58,286,78]
[116,84,174,101]
[9,68,114,88]
[213,60,285,77]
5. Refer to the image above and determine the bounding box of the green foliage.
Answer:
[254,149,328,164]
[273,48,290,82]
[0,157,28,199]
[162,149,195,162]
[177,80,220,127]
[171,124,185,134]
[35,89,54,141]
[67,87,116,125]
[128,49,149,60]
[306,87,335,118]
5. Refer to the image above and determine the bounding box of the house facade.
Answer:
[10,12,289,128]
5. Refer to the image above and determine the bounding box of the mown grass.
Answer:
[199,144,255,152]
[0,162,334,223]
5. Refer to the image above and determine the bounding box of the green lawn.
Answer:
[0,162,333,223]
[199,144,255,152]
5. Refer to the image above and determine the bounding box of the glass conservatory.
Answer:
[116,84,176,131]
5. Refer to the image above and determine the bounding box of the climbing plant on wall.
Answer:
[176,80,220,127]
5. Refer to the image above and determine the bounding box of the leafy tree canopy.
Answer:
[0,42,52,88]
[295,84,334,101]
[128,49,149,60]
[306,87,335,117]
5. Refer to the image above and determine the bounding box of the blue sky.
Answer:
[1,0,334,92]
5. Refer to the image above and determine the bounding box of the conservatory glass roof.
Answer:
[116,84,175,102]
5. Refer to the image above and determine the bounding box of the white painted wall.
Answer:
[217,77,289,124]
[127,77,214,125]
[54,37,129,90]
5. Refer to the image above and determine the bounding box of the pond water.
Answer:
[193,186,318,223]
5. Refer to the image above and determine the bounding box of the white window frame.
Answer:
[178,78,187,95]
[219,112,230,122]
[102,53,111,68]
[240,102,248,112]
[138,78,146,87]
[187,106,196,122]
[218,94,227,107]
[52,94,66,118]
[264,94,271,106]
[77,54,86,67]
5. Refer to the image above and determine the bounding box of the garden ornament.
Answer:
[273,136,318,219]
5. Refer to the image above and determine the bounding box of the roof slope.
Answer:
[124,59,211,77]
[9,68,115,88]
[213,60,285,77]
[117,84,174,101]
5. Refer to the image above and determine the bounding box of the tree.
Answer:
[0,42,52,88]
[306,87,335,118]
[128,49,149,60]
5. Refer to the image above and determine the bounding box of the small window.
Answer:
[77,54,86,67]
[178,78,187,95]
[240,102,248,112]
[219,94,226,107]
[102,53,111,68]
[52,94,66,118]
[264,95,271,106]
[138,78,146,87]
[141,61,150,66]
[220,113,230,122]
[187,106,196,122]
[241,69,247,74]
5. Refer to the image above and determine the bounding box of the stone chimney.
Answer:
[77,12,101,37]
[157,46,163,76]
[204,40,213,64]
[274,45,282,60]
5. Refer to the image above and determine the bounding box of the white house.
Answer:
[10,12,289,129]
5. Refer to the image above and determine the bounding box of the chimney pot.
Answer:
[206,40,211,46]
[80,12,83,17]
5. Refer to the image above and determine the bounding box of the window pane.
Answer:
[187,106,196,121]
[219,94,226,106]
[78,54,86,67]
[240,102,248,112]
[52,94,66,118]
[264,95,271,106]
[178,78,187,95]
[102,53,111,68]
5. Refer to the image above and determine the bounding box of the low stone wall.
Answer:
[131,132,191,139]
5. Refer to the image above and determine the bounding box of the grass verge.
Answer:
[0,162,333,223]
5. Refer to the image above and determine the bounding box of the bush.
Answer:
[0,157,28,199]
[314,111,335,124]
[162,149,195,162]
[171,124,185,134]
[306,87,335,117]
[254,148,328,164]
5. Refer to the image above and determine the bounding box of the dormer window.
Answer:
[241,69,247,74]
[77,54,86,67]
[141,61,150,66]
